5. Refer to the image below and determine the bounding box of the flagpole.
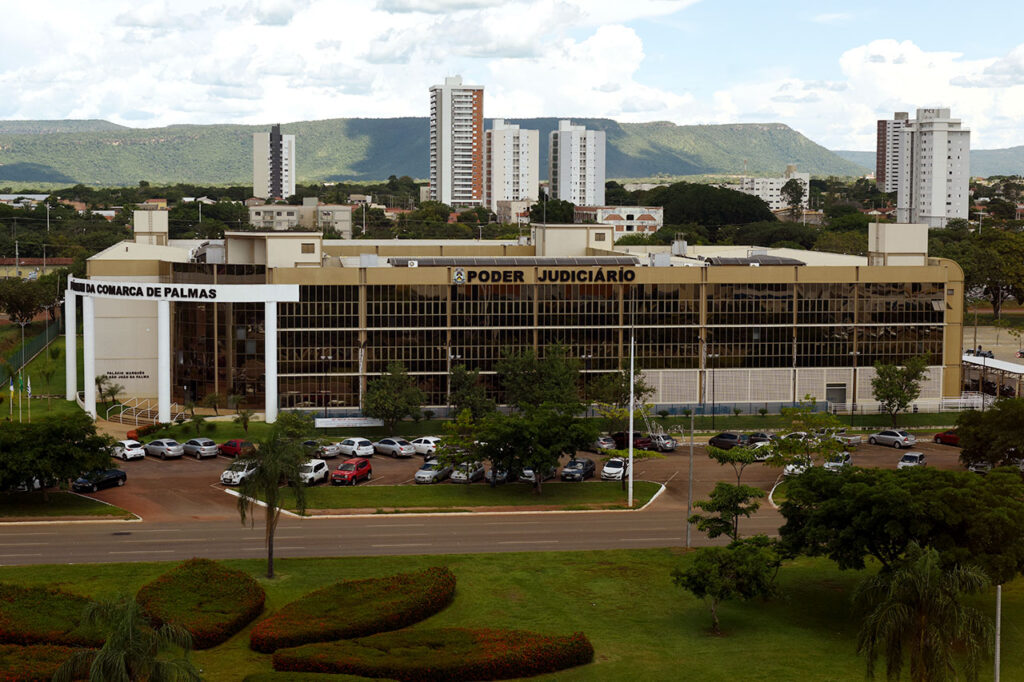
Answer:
[27,377,31,423]
[18,372,23,423]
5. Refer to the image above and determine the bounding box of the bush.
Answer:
[250,567,455,653]
[126,423,160,440]
[204,422,218,434]
[272,627,595,681]
[0,584,103,647]
[0,643,94,682]
[136,558,265,649]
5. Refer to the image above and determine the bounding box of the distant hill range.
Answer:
[0,117,869,187]
[833,149,1024,178]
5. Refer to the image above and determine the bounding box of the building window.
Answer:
[301,243,315,254]
[594,233,606,242]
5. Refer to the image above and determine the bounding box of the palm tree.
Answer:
[201,392,223,415]
[105,381,125,406]
[854,543,993,682]
[53,595,201,682]
[234,407,253,433]
[237,418,309,578]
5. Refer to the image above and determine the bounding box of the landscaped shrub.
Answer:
[0,584,103,647]
[250,567,456,653]
[136,558,265,649]
[272,627,595,681]
[0,643,94,682]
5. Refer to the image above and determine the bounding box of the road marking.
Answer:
[619,537,680,542]
[371,543,432,548]
[496,540,560,545]
[0,532,57,536]
[365,532,431,538]
[1,554,43,558]
[361,523,425,528]
[482,521,544,526]
[109,550,175,555]
[0,542,47,547]
[274,546,306,550]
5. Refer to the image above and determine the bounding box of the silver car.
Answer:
[414,459,453,484]
[183,438,219,459]
[375,437,415,458]
[867,430,917,449]
[897,452,926,470]
[451,461,485,483]
[317,441,343,458]
[144,439,184,459]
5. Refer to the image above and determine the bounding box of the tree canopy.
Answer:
[870,356,929,427]
[363,362,426,432]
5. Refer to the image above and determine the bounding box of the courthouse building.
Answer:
[68,213,964,423]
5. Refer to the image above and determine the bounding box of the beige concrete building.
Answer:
[248,198,353,237]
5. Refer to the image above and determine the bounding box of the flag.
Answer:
[7,376,11,396]
[27,376,31,398]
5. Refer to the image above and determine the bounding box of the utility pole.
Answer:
[46,202,50,233]
[686,410,694,548]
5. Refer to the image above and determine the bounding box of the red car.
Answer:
[933,430,960,446]
[219,439,255,458]
[331,458,373,486]
[611,431,654,451]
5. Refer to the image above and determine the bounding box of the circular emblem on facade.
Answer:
[453,267,466,285]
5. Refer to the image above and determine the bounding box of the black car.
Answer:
[72,469,127,493]
[707,433,749,450]
[560,458,596,481]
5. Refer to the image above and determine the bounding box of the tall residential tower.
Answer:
[429,75,484,207]
[895,108,970,227]
[548,120,605,206]
[484,119,539,213]
[253,124,296,200]
[876,112,909,193]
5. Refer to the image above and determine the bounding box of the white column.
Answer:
[64,290,76,401]
[157,300,171,424]
[82,295,96,419]
[265,301,278,423]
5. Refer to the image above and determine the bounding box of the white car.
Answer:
[183,438,219,459]
[783,456,813,476]
[298,459,329,485]
[897,452,927,470]
[451,461,486,483]
[751,441,774,462]
[823,452,852,472]
[112,439,146,461]
[221,460,259,486]
[411,436,442,457]
[338,438,375,457]
[521,465,557,483]
[375,437,415,458]
[601,458,628,481]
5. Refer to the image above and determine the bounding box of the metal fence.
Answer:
[0,318,62,386]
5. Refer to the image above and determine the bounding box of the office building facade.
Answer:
[429,75,484,207]
[548,120,606,206]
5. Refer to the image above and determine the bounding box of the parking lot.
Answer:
[83,433,969,522]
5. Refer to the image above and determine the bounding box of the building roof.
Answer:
[388,256,639,267]
[0,257,73,266]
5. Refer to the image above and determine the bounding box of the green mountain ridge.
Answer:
[0,117,866,187]
[833,148,1024,178]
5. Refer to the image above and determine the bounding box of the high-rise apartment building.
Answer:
[429,75,484,207]
[876,112,909,193]
[895,108,970,227]
[253,124,296,200]
[483,119,538,213]
[548,120,606,206]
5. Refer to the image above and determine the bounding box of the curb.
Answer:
[0,491,142,525]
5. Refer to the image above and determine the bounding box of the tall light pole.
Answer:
[627,331,635,508]
[686,409,694,548]
[849,350,860,428]
[581,351,593,418]
[708,351,720,429]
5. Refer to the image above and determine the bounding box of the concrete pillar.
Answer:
[82,295,96,418]
[65,290,76,401]
[158,300,171,423]
[264,300,278,423]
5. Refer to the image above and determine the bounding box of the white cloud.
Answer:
[811,12,852,24]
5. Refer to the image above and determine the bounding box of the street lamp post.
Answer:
[581,351,593,418]
[849,350,860,428]
[708,351,720,430]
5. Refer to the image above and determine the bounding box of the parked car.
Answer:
[144,439,184,459]
[783,456,813,477]
[314,440,343,458]
[111,439,146,461]
[183,438,219,459]
[747,432,774,444]
[601,457,628,481]
[521,465,557,483]
[414,459,453,484]
[751,440,774,461]
[968,461,993,475]
[1017,350,1024,359]
[867,430,917,448]
[823,451,852,472]
[611,431,653,451]
[338,438,375,458]
[374,437,415,458]
[649,434,677,452]
[933,430,960,446]
[219,439,255,458]
[331,458,373,486]
[707,432,748,450]
[72,469,127,492]
[561,457,596,481]
[781,431,810,443]
[897,452,927,470]
[592,435,616,451]
[297,459,329,486]
[451,461,486,484]
[220,459,259,486]
[410,436,442,457]
[485,468,519,485]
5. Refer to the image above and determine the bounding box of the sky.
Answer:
[2,0,1023,150]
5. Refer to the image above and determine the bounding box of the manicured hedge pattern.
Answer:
[250,567,456,653]
[0,583,103,647]
[136,558,266,649]
[272,627,595,681]
[0,643,94,682]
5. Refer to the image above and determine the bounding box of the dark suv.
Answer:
[611,431,653,450]
[707,432,749,450]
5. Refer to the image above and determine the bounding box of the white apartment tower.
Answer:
[895,108,970,228]
[484,119,539,213]
[253,124,296,200]
[429,75,484,207]
[548,120,606,206]
[876,112,908,193]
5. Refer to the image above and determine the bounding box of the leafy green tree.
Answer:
[780,178,804,219]
[854,543,992,682]
[189,413,206,437]
[689,482,765,542]
[201,392,223,415]
[870,356,929,427]
[496,345,582,413]
[671,536,780,635]
[0,277,46,327]
[363,362,426,432]
[233,408,253,433]
[588,367,653,409]
[643,182,776,227]
[447,364,495,419]
[705,444,759,486]
[236,421,309,579]
[0,413,111,498]
[528,198,575,223]
[53,595,200,682]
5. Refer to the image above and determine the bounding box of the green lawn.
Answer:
[281,481,662,512]
[0,551,1021,681]
[0,491,134,519]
